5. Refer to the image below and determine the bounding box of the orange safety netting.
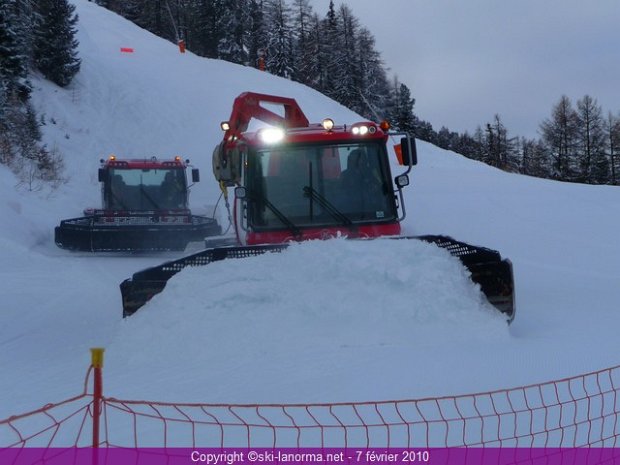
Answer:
[1,367,94,447]
[2,365,620,448]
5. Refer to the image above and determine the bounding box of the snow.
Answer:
[108,238,507,404]
[1,0,620,431]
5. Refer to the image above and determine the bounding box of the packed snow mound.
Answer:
[133,238,505,327]
[105,238,508,402]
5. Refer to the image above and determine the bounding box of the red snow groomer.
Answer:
[55,156,221,252]
[120,93,515,320]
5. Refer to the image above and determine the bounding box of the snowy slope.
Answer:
[1,0,620,421]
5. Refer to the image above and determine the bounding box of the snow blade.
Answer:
[415,235,515,323]
[120,236,515,322]
[120,244,287,317]
[55,213,221,252]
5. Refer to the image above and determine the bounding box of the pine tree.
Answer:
[540,95,579,180]
[290,0,314,85]
[264,0,294,78]
[329,5,359,110]
[184,0,218,58]
[485,119,500,167]
[11,0,36,73]
[0,0,31,102]
[33,0,81,87]
[139,0,167,37]
[1,0,32,167]
[303,13,324,89]
[11,102,64,190]
[217,0,248,64]
[387,80,416,133]
[470,126,485,161]
[521,137,550,178]
[1,0,66,185]
[102,0,141,24]
[247,0,266,69]
[605,112,620,185]
[575,95,606,183]
[355,26,389,120]
[318,0,339,97]
[414,118,436,144]
[454,132,482,160]
[434,126,451,150]
[484,115,518,171]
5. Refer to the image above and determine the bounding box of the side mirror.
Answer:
[400,137,418,166]
[192,168,200,183]
[234,186,247,200]
[395,174,409,188]
[98,168,108,183]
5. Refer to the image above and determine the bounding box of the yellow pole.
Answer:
[90,348,105,448]
[90,348,105,368]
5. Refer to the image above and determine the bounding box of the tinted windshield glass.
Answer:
[247,142,395,228]
[107,168,186,210]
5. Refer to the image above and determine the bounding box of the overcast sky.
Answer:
[309,0,620,139]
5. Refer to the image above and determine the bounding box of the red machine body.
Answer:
[213,92,414,246]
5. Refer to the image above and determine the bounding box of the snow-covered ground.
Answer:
[1,0,620,425]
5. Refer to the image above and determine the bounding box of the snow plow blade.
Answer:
[55,212,221,252]
[120,235,515,321]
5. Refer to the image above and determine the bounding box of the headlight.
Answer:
[259,127,285,144]
[352,125,369,136]
[322,118,335,131]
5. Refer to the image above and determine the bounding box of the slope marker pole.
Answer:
[90,348,105,448]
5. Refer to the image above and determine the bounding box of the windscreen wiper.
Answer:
[139,185,161,210]
[302,186,357,234]
[110,190,129,210]
[249,190,301,239]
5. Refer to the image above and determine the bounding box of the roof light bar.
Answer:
[259,127,285,144]
[352,123,379,136]
[352,125,369,135]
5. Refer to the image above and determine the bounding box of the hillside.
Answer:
[1,0,620,422]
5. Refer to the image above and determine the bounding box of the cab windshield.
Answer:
[106,168,187,210]
[247,142,396,229]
